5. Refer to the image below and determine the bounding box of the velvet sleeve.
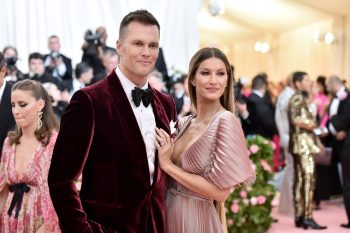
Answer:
[48,90,95,233]
[204,112,256,190]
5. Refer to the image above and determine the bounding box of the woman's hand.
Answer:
[36,224,45,233]
[155,128,174,172]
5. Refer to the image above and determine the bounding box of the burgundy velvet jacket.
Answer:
[48,71,177,233]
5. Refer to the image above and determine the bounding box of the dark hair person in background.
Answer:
[2,46,24,84]
[289,71,327,230]
[0,52,16,158]
[0,80,60,232]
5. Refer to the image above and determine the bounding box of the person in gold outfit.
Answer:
[288,71,327,230]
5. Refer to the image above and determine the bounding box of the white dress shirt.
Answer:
[116,66,156,184]
[70,78,85,96]
[0,79,6,103]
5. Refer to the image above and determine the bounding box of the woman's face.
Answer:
[11,90,44,131]
[191,57,228,102]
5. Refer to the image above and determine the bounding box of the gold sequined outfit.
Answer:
[288,92,321,219]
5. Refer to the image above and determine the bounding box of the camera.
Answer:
[50,51,61,60]
[4,57,17,71]
[84,30,101,45]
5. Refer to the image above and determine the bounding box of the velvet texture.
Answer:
[48,71,177,233]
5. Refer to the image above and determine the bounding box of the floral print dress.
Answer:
[0,132,61,233]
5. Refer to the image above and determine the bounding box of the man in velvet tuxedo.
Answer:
[327,75,350,228]
[0,52,15,158]
[48,10,177,233]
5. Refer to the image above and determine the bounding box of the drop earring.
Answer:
[37,111,43,130]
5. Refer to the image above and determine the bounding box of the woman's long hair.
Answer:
[8,80,59,146]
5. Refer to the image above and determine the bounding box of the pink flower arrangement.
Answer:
[243,199,249,205]
[257,195,266,205]
[227,218,234,225]
[231,203,239,213]
[250,197,258,206]
[249,144,259,154]
[239,190,247,198]
[252,164,256,171]
[260,159,272,172]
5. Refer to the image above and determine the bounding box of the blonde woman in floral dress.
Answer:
[0,80,60,232]
[155,48,255,233]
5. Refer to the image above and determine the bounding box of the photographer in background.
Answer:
[44,35,73,81]
[2,46,24,84]
[82,26,114,75]
[24,52,64,91]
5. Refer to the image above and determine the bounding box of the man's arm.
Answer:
[331,98,350,133]
[48,90,94,233]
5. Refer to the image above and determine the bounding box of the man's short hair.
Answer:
[28,52,44,63]
[328,75,343,85]
[292,71,307,85]
[0,52,5,70]
[103,47,117,56]
[252,74,267,90]
[119,10,160,39]
[75,62,92,79]
[49,35,59,40]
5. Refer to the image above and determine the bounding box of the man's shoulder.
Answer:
[152,89,175,112]
[289,93,304,106]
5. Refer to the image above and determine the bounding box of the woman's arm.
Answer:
[155,128,231,202]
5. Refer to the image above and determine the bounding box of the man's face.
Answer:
[326,80,337,94]
[29,58,45,75]
[48,37,61,52]
[103,54,119,73]
[296,74,311,93]
[80,68,94,84]
[0,66,6,87]
[117,22,159,84]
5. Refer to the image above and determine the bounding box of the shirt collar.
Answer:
[336,86,346,98]
[73,78,84,91]
[115,66,149,102]
[0,79,6,102]
[252,89,264,98]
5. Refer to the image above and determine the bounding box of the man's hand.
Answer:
[336,131,347,141]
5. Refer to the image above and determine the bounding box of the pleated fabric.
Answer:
[167,111,255,233]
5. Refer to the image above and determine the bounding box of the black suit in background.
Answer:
[0,82,15,158]
[247,92,277,139]
[330,90,350,224]
[44,53,73,81]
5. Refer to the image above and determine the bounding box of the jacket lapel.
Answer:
[106,72,150,185]
[150,90,171,186]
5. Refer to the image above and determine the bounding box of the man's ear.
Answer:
[0,65,7,78]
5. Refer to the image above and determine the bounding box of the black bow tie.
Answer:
[132,87,153,107]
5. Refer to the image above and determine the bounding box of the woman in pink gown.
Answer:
[155,48,255,233]
[0,80,61,232]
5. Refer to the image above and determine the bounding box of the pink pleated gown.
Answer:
[166,111,255,233]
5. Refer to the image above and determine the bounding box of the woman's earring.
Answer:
[37,111,43,130]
